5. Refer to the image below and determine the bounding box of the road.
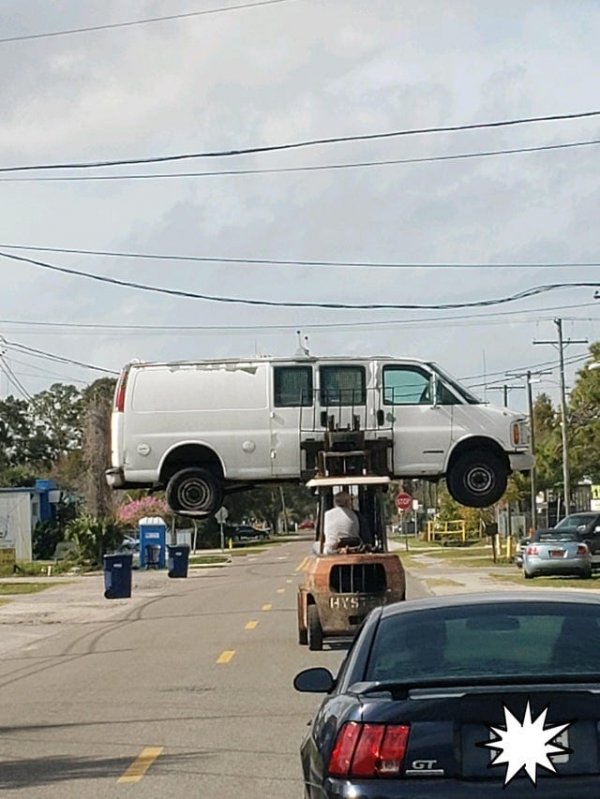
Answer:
[0,539,427,798]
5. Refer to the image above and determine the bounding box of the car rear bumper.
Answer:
[524,556,591,575]
[508,451,534,472]
[317,776,599,798]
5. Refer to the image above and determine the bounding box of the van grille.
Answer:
[329,564,387,594]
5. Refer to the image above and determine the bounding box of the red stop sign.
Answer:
[395,492,413,511]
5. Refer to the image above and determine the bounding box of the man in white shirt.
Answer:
[321,491,360,555]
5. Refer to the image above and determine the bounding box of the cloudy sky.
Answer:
[0,0,598,412]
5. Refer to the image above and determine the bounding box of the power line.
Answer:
[0,302,597,336]
[1,110,599,174]
[3,250,599,310]
[1,138,598,182]
[0,1,296,45]
[1,338,118,375]
[0,243,597,270]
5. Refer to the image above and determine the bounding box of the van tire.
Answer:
[166,467,224,517]
[447,449,507,508]
[307,605,323,651]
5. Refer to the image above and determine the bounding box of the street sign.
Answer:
[215,506,229,524]
[395,492,412,512]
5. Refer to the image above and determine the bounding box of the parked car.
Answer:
[294,592,600,797]
[118,536,140,568]
[226,525,269,543]
[513,535,530,568]
[551,512,600,568]
[523,530,592,579]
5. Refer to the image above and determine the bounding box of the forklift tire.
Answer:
[298,626,308,646]
[307,605,323,651]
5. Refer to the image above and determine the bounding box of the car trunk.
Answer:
[359,685,600,782]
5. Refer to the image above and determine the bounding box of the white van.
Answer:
[106,356,533,515]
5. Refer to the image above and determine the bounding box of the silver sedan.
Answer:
[523,531,592,579]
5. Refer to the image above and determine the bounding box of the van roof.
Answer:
[125,355,429,369]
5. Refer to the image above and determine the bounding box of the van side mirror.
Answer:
[376,409,385,426]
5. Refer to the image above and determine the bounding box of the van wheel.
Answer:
[166,468,224,517]
[307,605,323,651]
[447,449,507,508]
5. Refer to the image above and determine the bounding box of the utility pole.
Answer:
[488,384,525,408]
[533,319,588,517]
[506,369,552,530]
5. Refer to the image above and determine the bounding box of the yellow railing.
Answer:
[425,519,467,542]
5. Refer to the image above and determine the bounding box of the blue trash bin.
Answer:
[103,553,133,599]
[167,545,190,578]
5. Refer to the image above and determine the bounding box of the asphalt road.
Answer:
[0,540,427,798]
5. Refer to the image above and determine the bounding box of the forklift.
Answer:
[297,474,406,651]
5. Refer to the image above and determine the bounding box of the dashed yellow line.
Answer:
[277,588,285,594]
[216,650,236,664]
[117,747,163,784]
[295,557,309,572]
[286,579,293,584]
[245,620,259,630]
[262,603,272,611]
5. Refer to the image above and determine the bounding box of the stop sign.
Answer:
[395,492,413,512]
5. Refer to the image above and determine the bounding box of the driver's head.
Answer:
[334,491,353,509]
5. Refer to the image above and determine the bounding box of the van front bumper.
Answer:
[105,468,125,488]
[508,452,534,472]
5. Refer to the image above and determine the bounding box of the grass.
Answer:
[0,582,62,596]
[491,572,600,589]
[189,555,230,566]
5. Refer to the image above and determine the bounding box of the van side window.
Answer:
[320,366,366,406]
[383,366,432,405]
[273,366,313,407]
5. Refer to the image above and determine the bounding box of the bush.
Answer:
[66,515,126,567]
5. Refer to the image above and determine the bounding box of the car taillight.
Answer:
[526,545,539,555]
[328,722,410,778]
[577,544,589,557]
[114,368,130,412]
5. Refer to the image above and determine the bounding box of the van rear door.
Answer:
[270,363,314,478]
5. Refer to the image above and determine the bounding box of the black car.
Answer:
[294,592,600,797]
[543,513,600,569]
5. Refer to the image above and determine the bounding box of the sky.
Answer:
[0,0,599,413]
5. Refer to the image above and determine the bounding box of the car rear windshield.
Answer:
[365,602,600,683]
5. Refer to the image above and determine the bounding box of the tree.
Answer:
[32,383,82,459]
[80,378,116,517]
[568,343,600,482]
[531,393,562,492]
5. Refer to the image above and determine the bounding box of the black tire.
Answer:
[581,569,592,580]
[307,605,323,651]
[524,571,535,580]
[166,467,224,517]
[447,449,508,508]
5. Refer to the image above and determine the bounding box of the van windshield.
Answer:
[428,363,482,405]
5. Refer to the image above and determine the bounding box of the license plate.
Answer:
[329,595,374,610]
[549,550,565,558]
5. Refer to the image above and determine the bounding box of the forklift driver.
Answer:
[320,491,361,554]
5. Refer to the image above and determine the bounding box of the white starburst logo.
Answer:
[482,701,572,786]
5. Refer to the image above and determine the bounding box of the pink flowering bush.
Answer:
[116,496,170,527]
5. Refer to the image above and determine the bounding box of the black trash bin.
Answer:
[145,544,162,569]
[103,553,133,599]
[167,545,190,578]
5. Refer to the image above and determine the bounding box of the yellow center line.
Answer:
[286,579,293,584]
[277,588,285,594]
[216,650,236,664]
[295,557,309,572]
[117,747,163,784]
[261,603,272,611]
[245,620,259,630]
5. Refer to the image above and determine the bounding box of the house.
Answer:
[0,479,61,561]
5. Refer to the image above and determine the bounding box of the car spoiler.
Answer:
[349,674,600,696]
